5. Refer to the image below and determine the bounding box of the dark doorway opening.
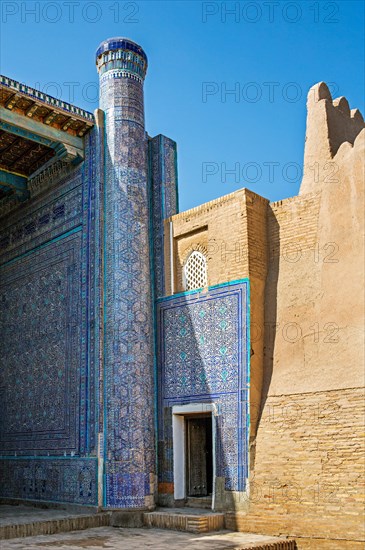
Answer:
[186,415,213,497]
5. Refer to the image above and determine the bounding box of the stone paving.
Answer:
[1,526,290,549]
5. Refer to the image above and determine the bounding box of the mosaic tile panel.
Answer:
[157,281,249,492]
[0,459,97,505]
[149,134,178,298]
[0,232,81,452]
[99,44,155,507]
[0,128,100,504]
[0,170,83,265]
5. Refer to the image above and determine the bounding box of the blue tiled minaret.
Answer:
[96,38,155,508]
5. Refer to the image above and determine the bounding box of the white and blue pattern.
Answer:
[157,281,250,492]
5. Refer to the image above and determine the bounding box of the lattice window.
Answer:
[183,251,208,291]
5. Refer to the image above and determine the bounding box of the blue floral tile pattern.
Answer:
[157,280,250,492]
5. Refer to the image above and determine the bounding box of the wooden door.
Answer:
[187,417,209,496]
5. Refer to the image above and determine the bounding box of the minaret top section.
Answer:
[95,37,148,81]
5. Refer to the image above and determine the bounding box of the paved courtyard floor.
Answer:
[1,526,287,549]
[0,505,293,549]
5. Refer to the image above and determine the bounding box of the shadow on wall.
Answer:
[260,209,280,423]
[156,281,249,510]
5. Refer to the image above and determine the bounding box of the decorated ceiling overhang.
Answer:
[0,75,95,209]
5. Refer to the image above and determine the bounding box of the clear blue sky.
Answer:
[1,0,364,211]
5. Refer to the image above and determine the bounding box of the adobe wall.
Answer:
[264,139,364,397]
[227,386,364,549]
[231,87,365,547]
[164,82,364,547]
[301,82,364,195]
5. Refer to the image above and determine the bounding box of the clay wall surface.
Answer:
[164,83,364,546]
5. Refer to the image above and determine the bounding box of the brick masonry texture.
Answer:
[226,388,364,546]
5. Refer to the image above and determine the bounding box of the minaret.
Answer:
[96,38,155,508]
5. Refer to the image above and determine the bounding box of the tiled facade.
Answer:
[0,130,100,504]
[0,38,226,510]
[98,38,155,509]
[157,281,249,494]
[1,40,362,550]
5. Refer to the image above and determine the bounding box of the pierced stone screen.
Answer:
[183,250,208,291]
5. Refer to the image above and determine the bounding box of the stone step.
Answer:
[185,496,212,509]
[0,506,110,540]
[143,507,224,533]
[143,508,297,548]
